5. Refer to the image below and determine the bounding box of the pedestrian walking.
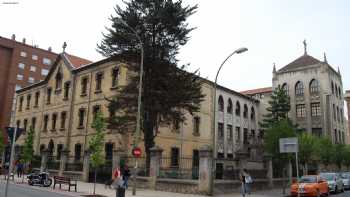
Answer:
[240,169,253,197]
[121,165,130,189]
[16,160,23,178]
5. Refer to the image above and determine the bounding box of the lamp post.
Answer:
[117,18,144,196]
[209,47,247,195]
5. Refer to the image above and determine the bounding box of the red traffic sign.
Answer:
[132,147,142,157]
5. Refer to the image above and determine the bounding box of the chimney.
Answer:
[11,34,16,40]
[48,47,52,52]
[22,38,26,44]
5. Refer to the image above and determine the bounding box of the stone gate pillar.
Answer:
[112,148,126,172]
[263,154,273,188]
[82,150,91,182]
[59,150,69,176]
[149,146,163,189]
[198,145,213,195]
[287,160,293,185]
[40,149,49,172]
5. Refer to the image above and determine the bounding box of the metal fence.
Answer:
[120,156,149,177]
[158,157,199,179]
[31,156,41,169]
[65,156,83,172]
[47,155,60,170]
[89,159,113,183]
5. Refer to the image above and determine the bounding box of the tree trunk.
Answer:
[143,111,156,176]
[93,169,97,195]
[304,163,308,175]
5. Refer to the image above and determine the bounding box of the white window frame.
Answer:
[41,68,49,76]
[18,63,25,69]
[28,77,35,83]
[20,51,27,57]
[32,54,38,60]
[15,85,22,91]
[30,65,36,72]
[17,74,24,81]
[43,58,51,65]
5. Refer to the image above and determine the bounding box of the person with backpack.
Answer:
[240,169,253,197]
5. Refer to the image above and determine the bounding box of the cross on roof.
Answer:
[303,39,307,55]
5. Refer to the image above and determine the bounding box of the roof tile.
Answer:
[65,53,92,68]
[278,54,321,72]
[240,87,272,95]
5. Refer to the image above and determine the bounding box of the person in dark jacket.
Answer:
[121,165,130,189]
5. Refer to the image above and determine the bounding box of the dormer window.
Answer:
[47,88,52,104]
[64,81,70,100]
[55,69,63,91]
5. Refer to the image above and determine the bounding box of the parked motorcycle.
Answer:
[27,171,52,187]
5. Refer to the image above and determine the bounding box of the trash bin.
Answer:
[115,187,125,197]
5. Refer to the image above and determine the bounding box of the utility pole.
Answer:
[4,127,18,197]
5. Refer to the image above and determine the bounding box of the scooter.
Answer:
[27,171,52,187]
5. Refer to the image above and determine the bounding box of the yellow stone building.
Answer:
[14,53,214,161]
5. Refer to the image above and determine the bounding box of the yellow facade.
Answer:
[14,53,213,159]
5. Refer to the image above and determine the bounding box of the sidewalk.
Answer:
[5,175,287,197]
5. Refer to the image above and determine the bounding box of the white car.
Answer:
[320,172,345,193]
[340,172,350,190]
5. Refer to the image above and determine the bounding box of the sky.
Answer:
[1,0,349,93]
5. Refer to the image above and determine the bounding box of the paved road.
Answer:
[329,190,350,197]
[0,182,72,197]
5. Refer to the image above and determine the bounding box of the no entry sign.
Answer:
[132,147,142,158]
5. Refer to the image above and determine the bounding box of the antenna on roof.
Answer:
[303,39,307,55]
[62,41,67,52]
[323,52,328,63]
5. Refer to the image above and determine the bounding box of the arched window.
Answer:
[218,95,224,112]
[309,79,320,94]
[331,82,335,94]
[295,81,304,96]
[235,101,241,116]
[243,104,248,118]
[251,107,255,120]
[281,83,289,95]
[227,99,233,114]
[338,87,342,98]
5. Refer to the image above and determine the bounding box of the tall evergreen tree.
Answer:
[260,86,291,129]
[97,0,204,169]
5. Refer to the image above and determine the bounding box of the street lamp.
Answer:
[209,47,248,195]
[116,18,144,196]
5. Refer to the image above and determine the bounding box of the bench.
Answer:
[53,176,77,192]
